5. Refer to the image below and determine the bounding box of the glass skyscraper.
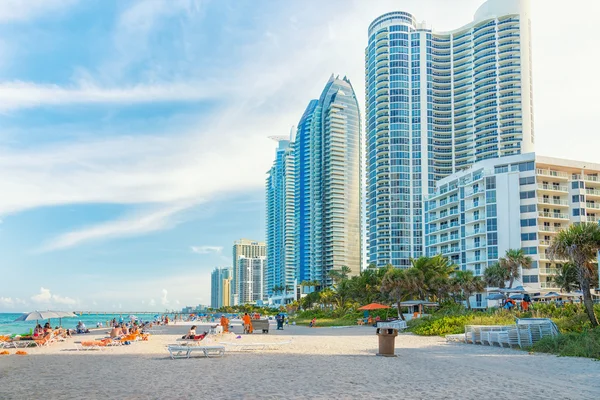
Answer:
[295,75,362,285]
[266,138,296,297]
[366,0,534,268]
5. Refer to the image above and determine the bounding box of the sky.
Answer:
[0,0,599,312]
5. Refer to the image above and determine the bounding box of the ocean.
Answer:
[0,312,177,336]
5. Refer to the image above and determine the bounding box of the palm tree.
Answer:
[499,249,533,288]
[453,270,486,310]
[548,223,600,327]
[340,266,352,280]
[483,262,508,289]
[381,269,410,320]
[550,263,578,294]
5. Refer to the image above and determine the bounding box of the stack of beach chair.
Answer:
[460,318,558,349]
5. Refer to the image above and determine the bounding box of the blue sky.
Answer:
[0,0,599,312]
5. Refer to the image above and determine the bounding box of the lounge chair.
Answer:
[167,345,225,359]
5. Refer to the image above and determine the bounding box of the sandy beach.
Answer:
[0,321,598,400]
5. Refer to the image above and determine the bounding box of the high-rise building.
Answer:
[366,0,534,267]
[266,137,296,298]
[210,267,231,309]
[425,152,600,307]
[238,256,266,304]
[295,75,362,286]
[231,239,265,305]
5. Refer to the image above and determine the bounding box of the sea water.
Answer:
[0,313,176,336]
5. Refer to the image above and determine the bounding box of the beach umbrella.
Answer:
[510,294,525,301]
[357,303,390,311]
[128,315,137,320]
[14,311,61,322]
[50,311,77,327]
[486,293,505,300]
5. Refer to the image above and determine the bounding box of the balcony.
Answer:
[466,228,486,237]
[538,240,552,246]
[538,211,569,220]
[587,216,600,223]
[538,197,568,206]
[540,282,559,289]
[537,184,568,193]
[538,225,563,233]
[539,268,558,275]
[585,188,600,197]
[536,168,568,179]
[465,241,487,250]
[586,202,600,210]
[466,255,487,264]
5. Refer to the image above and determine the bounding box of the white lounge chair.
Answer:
[167,345,225,359]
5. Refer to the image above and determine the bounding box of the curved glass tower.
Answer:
[295,76,362,286]
[366,0,534,267]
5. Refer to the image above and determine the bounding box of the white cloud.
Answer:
[0,297,26,308]
[0,0,76,23]
[31,287,52,303]
[191,245,223,255]
[39,203,191,252]
[30,287,76,306]
[0,80,218,112]
[161,289,169,306]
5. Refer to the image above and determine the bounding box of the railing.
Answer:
[586,202,600,210]
[538,197,568,206]
[539,268,559,275]
[537,184,568,192]
[538,211,569,219]
[536,168,568,178]
[538,225,562,233]
[586,188,600,196]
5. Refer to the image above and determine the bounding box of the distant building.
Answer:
[266,137,296,298]
[232,239,266,305]
[425,152,600,307]
[238,255,266,304]
[210,267,231,309]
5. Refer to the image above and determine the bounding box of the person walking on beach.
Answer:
[220,315,229,333]
[242,313,252,334]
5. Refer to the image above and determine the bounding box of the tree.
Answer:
[499,249,533,288]
[483,262,508,289]
[548,223,600,327]
[453,270,485,310]
[550,263,578,294]
[381,269,410,320]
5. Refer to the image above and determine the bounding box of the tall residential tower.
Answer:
[266,137,296,298]
[295,75,362,285]
[366,0,534,267]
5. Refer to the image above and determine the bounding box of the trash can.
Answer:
[376,328,398,357]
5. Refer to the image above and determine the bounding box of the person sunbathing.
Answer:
[121,324,129,335]
[185,325,197,339]
[109,326,122,338]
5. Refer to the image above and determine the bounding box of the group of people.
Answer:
[503,294,532,311]
[32,322,72,341]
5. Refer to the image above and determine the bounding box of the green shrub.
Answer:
[532,327,600,360]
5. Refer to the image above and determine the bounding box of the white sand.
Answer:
[0,322,598,399]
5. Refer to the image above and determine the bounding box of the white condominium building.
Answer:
[366,0,534,268]
[237,256,266,304]
[425,152,600,308]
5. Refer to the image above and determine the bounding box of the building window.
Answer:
[519,176,535,185]
[521,232,537,241]
[486,177,496,190]
[522,275,539,283]
[522,247,537,255]
[519,191,535,199]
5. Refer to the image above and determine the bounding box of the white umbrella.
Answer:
[50,311,77,327]
[14,311,61,322]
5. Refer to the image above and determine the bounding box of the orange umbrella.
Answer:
[357,303,390,311]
